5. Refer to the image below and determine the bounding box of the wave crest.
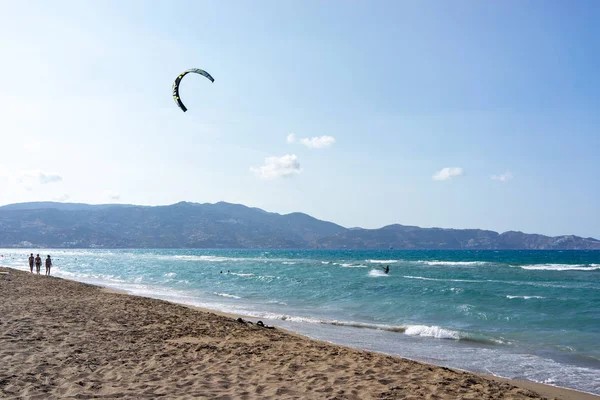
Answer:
[518,264,600,271]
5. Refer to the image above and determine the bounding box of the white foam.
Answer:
[404,275,437,281]
[171,255,231,262]
[282,261,296,265]
[506,295,545,299]
[403,275,482,283]
[340,264,368,268]
[52,268,126,283]
[164,272,177,277]
[366,259,398,264]
[421,261,488,266]
[244,312,325,324]
[230,272,254,277]
[404,324,462,340]
[369,269,389,277]
[213,292,241,299]
[518,264,600,271]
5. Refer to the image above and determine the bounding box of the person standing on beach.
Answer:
[34,254,42,275]
[28,253,34,273]
[45,255,52,276]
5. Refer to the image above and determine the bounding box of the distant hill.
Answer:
[0,201,598,250]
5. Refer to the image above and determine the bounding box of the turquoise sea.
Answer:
[1,249,599,395]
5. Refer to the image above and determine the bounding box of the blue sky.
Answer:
[1,1,599,238]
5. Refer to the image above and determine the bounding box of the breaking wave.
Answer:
[517,264,600,271]
[247,313,502,345]
[213,292,241,299]
[421,261,489,267]
[366,259,399,264]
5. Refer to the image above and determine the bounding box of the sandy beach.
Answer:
[1,266,597,400]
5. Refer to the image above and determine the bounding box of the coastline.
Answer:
[1,266,598,399]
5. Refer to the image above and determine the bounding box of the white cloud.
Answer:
[251,154,301,180]
[286,133,336,149]
[104,190,121,200]
[20,169,63,184]
[300,135,336,149]
[491,171,513,182]
[432,167,464,181]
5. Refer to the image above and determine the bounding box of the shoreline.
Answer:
[101,281,600,399]
[2,266,598,399]
[111,291,600,400]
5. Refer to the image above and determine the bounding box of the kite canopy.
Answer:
[172,68,214,112]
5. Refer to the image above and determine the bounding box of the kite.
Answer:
[172,68,214,112]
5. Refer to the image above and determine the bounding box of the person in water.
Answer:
[45,255,52,276]
[383,265,390,274]
[34,254,42,275]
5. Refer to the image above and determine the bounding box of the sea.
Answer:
[1,249,599,395]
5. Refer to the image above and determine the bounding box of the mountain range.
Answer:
[0,201,598,250]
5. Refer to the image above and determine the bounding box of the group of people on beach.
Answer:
[28,253,52,276]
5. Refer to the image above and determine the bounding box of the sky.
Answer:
[1,0,599,238]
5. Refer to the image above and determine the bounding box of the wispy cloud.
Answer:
[300,135,336,149]
[20,170,63,184]
[53,194,70,202]
[287,133,336,149]
[251,154,301,179]
[491,171,513,182]
[104,190,121,200]
[432,167,464,181]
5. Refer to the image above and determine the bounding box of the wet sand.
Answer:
[1,267,598,399]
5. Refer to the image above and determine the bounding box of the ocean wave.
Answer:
[267,300,288,305]
[252,313,502,345]
[164,272,176,277]
[53,268,127,283]
[230,272,254,277]
[282,261,296,265]
[171,255,232,262]
[403,275,482,283]
[517,264,600,271]
[404,324,461,340]
[246,312,325,324]
[366,259,399,264]
[506,295,545,299]
[421,261,489,267]
[213,292,241,299]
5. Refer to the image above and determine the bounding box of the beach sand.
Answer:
[1,267,597,400]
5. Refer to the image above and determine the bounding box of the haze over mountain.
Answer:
[0,201,598,250]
